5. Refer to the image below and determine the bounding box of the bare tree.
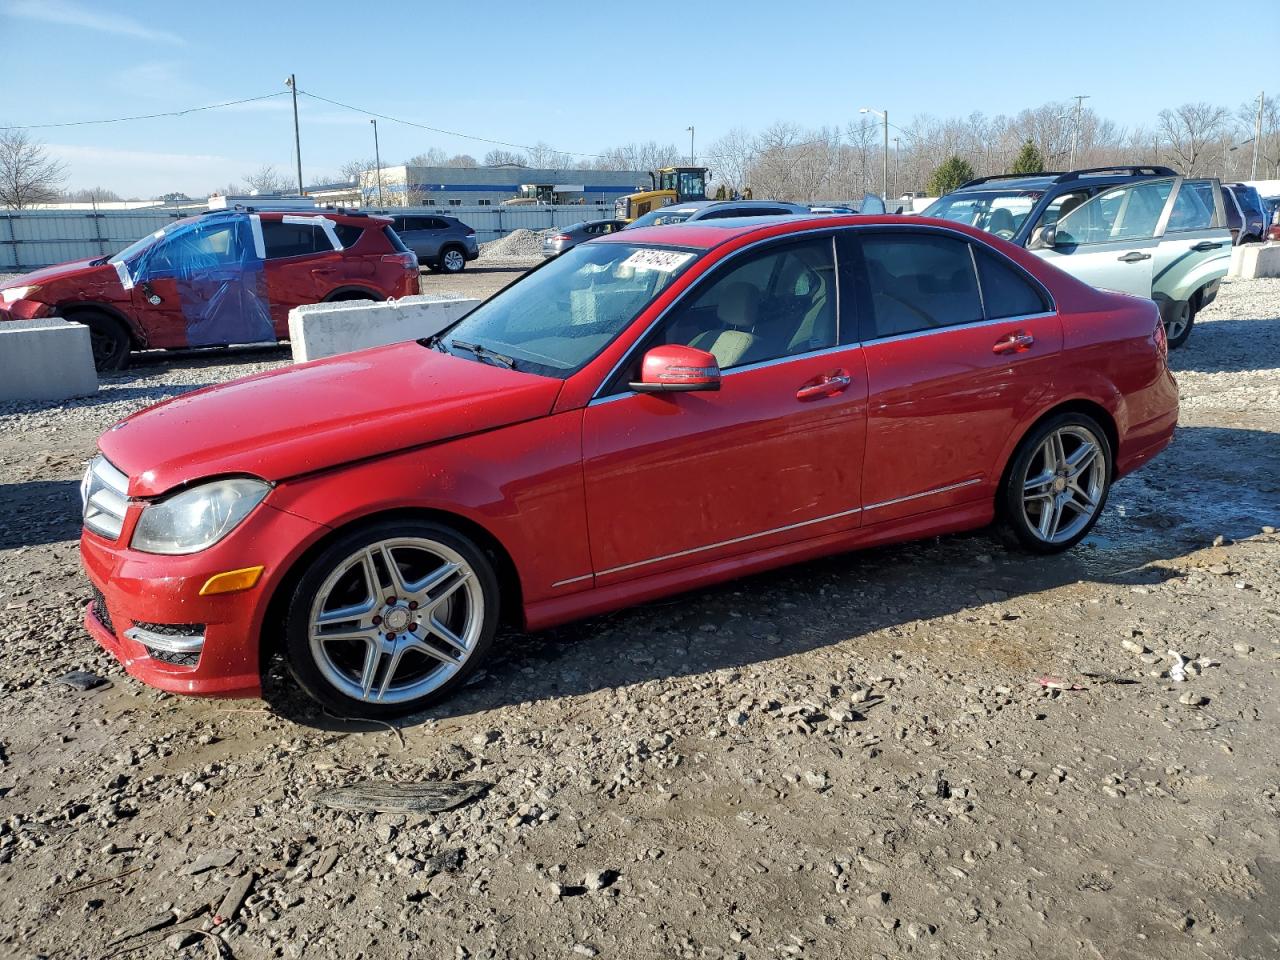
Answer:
[0,129,68,209]
[446,154,478,168]
[63,186,123,203]
[1158,103,1230,175]
[705,127,756,193]
[406,148,448,167]
[338,157,371,185]
[244,164,291,195]
[483,149,524,167]
[524,142,573,170]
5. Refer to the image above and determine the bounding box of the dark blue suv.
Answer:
[923,166,1178,247]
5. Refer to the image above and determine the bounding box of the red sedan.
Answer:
[79,215,1178,717]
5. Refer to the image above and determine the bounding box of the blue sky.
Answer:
[2,0,1277,197]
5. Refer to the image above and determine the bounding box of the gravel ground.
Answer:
[0,279,1277,960]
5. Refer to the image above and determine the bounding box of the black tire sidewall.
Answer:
[1165,302,1195,349]
[282,518,500,718]
[1001,412,1113,554]
[79,312,131,370]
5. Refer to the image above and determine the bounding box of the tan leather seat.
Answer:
[690,281,760,368]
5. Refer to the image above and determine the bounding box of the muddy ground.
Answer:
[0,275,1277,960]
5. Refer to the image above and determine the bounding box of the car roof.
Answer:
[598,214,968,251]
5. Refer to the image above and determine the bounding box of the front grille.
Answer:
[147,648,201,667]
[124,621,206,670]
[81,455,129,540]
[90,586,116,636]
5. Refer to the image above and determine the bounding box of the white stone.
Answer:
[288,294,481,363]
[0,319,98,402]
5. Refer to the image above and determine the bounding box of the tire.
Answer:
[282,518,500,718]
[439,246,466,273]
[1001,412,1112,554]
[75,311,131,371]
[1164,300,1195,350]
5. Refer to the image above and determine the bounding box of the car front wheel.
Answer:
[1002,413,1112,554]
[283,519,499,718]
[76,311,131,371]
[440,247,466,273]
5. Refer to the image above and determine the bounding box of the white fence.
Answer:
[0,203,617,270]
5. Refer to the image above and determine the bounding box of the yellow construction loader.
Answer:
[614,167,710,222]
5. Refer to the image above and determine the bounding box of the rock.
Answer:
[1121,639,1150,655]
[727,709,749,726]
[166,930,200,951]
[182,848,238,875]
[313,780,491,815]
[804,771,830,790]
[54,670,108,691]
[1179,692,1207,707]
[216,872,254,923]
[572,944,600,957]
[1233,642,1254,655]
[585,868,619,891]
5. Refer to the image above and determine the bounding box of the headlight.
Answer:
[1,285,38,304]
[131,478,270,555]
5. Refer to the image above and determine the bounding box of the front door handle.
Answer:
[796,371,851,400]
[1117,251,1152,263]
[1191,241,1223,251]
[993,332,1035,355]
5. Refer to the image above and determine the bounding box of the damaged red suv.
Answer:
[0,208,419,369]
[80,215,1178,718]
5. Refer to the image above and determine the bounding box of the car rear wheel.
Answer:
[75,311,131,371]
[1164,300,1195,349]
[283,519,499,718]
[440,247,466,273]
[1002,413,1112,554]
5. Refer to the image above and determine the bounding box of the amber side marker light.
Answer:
[199,565,265,596]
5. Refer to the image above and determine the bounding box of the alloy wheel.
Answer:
[1165,302,1190,342]
[307,537,483,704]
[443,249,465,272]
[1019,425,1106,545]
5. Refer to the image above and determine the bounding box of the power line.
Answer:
[0,92,290,130]
[296,89,609,159]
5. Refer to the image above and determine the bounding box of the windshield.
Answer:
[627,208,696,229]
[438,242,700,378]
[924,192,1039,238]
[108,223,178,263]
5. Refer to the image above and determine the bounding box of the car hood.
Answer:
[1,258,117,294]
[99,342,563,498]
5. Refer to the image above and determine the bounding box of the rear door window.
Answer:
[332,224,364,248]
[851,231,983,339]
[261,220,333,259]
[974,248,1050,319]
[382,226,411,253]
[1165,182,1215,233]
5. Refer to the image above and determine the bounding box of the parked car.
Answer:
[542,219,627,258]
[1028,175,1231,348]
[0,208,418,370]
[1221,183,1268,244]
[623,199,810,228]
[1265,195,1280,241]
[923,166,1179,247]
[387,214,479,272]
[81,214,1176,717]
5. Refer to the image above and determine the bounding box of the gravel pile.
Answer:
[478,228,548,263]
[0,278,1277,960]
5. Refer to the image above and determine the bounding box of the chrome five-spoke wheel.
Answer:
[1004,413,1112,553]
[285,521,498,717]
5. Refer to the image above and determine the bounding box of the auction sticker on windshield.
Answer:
[622,249,696,272]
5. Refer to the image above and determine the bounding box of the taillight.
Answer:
[465,228,475,236]
[553,234,571,242]
[1154,312,1168,359]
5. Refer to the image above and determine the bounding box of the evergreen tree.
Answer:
[927,156,977,196]
[1009,140,1046,175]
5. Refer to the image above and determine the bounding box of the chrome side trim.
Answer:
[863,312,1057,349]
[124,626,206,653]
[596,505,862,578]
[723,342,859,378]
[550,573,594,588]
[864,477,983,512]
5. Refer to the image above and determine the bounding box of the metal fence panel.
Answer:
[1,204,620,270]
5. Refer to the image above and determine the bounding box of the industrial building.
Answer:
[353,163,649,207]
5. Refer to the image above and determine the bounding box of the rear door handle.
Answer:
[993,332,1035,355]
[796,371,851,400]
[1191,241,1223,251]
[1117,251,1152,262]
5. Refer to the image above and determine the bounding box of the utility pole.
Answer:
[859,107,889,200]
[1253,91,1265,180]
[1068,94,1089,169]
[687,126,695,166]
[893,137,900,199]
[370,119,384,208]
[286,74,303,195]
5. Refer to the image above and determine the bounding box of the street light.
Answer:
[860,107,889,200]
[370,119,384,208]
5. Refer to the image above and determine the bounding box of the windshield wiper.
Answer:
[448,338,517,370]
[417,333,448,353]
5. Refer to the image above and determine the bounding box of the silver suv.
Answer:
[1028,176,1231,348]
[388,214,479,273]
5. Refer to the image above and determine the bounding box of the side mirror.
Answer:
[1030,224,1057,250]
[630,344,721,393]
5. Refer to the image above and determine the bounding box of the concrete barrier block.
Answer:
[288,294,482,363]
[1230,242,1280,279]
[0,319,98,402]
